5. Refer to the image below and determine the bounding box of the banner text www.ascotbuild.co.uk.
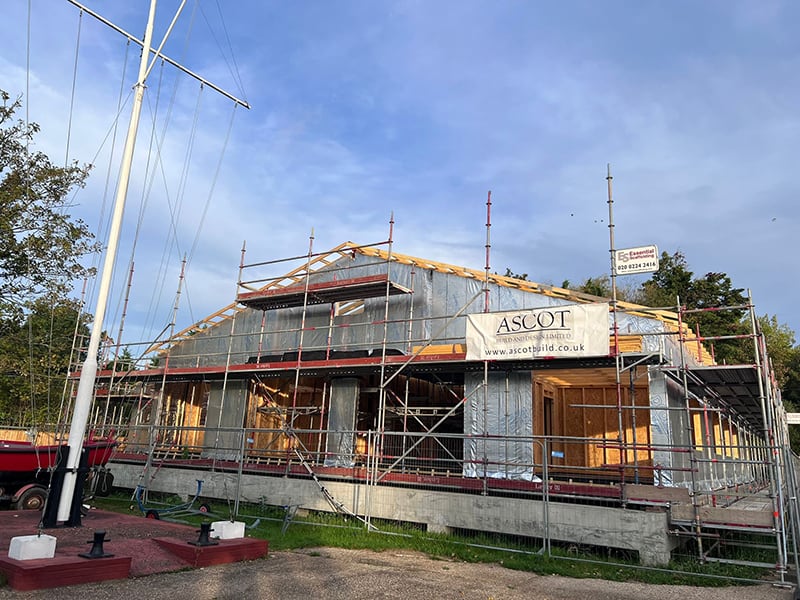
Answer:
[483,343,585,357]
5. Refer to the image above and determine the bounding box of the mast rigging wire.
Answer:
[64,9,82,170]
[51,7,86,438]
[133,4,203,342]
[181,101,239,324]
[204,0,249,104]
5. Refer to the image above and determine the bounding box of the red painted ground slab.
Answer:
[0,509,268,590]
[0,555,131,591]
[153,537,268,567]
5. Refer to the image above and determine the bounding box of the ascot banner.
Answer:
[465,303,610,360]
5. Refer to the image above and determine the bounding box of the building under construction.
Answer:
[88,234,797,578]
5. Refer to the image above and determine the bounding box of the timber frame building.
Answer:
[90,238,797,574]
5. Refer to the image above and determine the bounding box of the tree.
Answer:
[755,315,796,389]
[780,348,800,453]
[577,275,611,298]
[784,348,800,408]
[754,316,800,453]
[0,297,89,426]
[104,346,138,373]
[562,275,637,302]
[502,268,528,281]
[637,251,694,309]
[0,89,98,321]
[1,89,100,425]
[638,251,748,364]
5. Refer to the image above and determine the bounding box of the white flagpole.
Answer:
[57,0,158,522]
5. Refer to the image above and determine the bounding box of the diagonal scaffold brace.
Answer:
[290,442,378,531]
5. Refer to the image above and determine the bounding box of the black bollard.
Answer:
[79,530,114,559]
[189,522,218,547]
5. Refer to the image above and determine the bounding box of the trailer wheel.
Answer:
[15,486,47,511]
[145,510,161,520]
[198,503,211,513]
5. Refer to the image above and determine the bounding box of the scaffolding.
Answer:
[70,218,798,584]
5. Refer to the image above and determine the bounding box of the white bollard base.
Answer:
[8,534,57,560]
[210,520,245,540]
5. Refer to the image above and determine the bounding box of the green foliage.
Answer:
[567,275,637,302]
[638,251,749,364]
[784,349,800,407]
[105,346,138,373]
[637,251,694,308]
[502,268,528,281]
[0,297,89,425]
[0,89,101,425]
[0,89,99,321]
[742,315,800,450]
[754,315,796,387]
[578,275,611,297]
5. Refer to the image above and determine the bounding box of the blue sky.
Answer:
[1,1,798,348]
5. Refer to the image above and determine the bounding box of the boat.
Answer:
[0,437,116,473]
[0,436,117,510]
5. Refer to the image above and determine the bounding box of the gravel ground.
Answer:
[0,546,795,600]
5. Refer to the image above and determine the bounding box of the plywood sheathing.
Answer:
[533,372,651,473]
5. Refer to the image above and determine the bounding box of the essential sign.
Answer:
[614,245,659,275]
[465,303,610,360]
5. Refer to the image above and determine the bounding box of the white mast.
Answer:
[56,0,159,522]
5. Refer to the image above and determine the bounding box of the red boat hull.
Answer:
[0,439,116,473]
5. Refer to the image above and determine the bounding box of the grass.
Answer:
[91,492,777,588]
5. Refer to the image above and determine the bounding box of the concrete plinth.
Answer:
[111,462,679,566]
[8,534,57,560]
[211,520,245,539]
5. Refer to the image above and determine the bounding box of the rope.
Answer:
[137,0,201,342]
[174,85,205,239]
[188,101,238,266]
[182,101,239,322]
[100,38,133,340]
[44,300,56,426]
[48,8,83,438]
[57,29,134,442]
[64,8,82,169]
[24,255,36,434]
[100,39,132,242]
[204,1,249,104]
[22,0,42,465]
[136,60,169,341]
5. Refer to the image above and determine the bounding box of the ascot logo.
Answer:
[495,308,572,335]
